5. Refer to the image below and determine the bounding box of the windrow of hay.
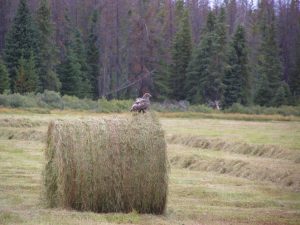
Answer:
[0,117,46,127]
[0,127,46,141]
[167,134,300,163]
[44,113,168,214]
[170,154,300,191]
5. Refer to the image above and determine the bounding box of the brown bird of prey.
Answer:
[130,93,152,113]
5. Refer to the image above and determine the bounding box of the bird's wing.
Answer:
[138,100,150,109]
[135,97,144,104]
[131,96,151,111]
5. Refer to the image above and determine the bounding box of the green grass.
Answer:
[158,111,300,121]
[0,109,299,224]
[161,118,300,149]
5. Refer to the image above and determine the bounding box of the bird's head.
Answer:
[142,93,152,99]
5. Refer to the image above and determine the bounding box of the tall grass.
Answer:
[44,112,168,214]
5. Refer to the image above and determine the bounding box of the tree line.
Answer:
[0,0,299,108]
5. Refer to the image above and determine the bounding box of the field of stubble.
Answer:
[0,109,299,225]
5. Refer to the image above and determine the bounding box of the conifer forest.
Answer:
[0,0,300,107]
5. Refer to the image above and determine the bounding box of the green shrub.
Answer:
[62,95,98,110]
[0,94,9,107]
[7,93,38,108]
[97,98,132,113]
[225,103,300,116]
[189,104,214,113]
[37,91,63,109]
[151,101,189,112]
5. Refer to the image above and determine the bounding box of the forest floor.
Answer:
[0,109,299,225]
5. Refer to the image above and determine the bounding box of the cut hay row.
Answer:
[0,128,46,141]
[170,154,300,191]
[0,117,46,127]
[167,134,300,163]
[44,113,168,214]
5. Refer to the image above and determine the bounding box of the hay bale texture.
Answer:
[44,113,168,214]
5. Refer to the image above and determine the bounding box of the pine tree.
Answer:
[15,53,39,94]
[289,15,300,99]
[58,14,92,98]
[204,8,227,106]
[24,52,39,92]
[186,10,227,107]
[15,56,27,94]
[58,47,82,97]
[272,82,291,106]
[255,1,282,106]
[36,0,61,91]
[186,12,216,103]
[4,0,39,92]
[290,47,300,99]
[224,25,250,107]
[152,6,171,99]
[170,8,192,100]
[153,61,171,99]
[0,58,10,93]
[255,74,271,106]
[86,10,100,99]
[175,0,184,25]
[72,28,91,98]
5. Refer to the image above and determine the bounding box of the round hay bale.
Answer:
[44,113,168,214]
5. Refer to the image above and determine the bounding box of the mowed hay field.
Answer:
[0,110,300,225]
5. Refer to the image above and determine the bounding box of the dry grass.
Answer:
[161,118,300,149]
[44,112,168,214]
[169,148,300,191]
[167,134,300,163]
[0,127,46,141]
[0,110,300,224]
[0,117,46,127]
[159,112,300,121]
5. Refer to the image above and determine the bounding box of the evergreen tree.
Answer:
[15,56,27,94]
[15,53,39,94]
[255,1,282,106]
[4,0,39,92]
[289,17,300,99]
[170,8,192,100]
[290,52,300,100]
[25,52,39,92]
[36,0,61,91]
[204,8,227,106]
[58,47,82,97]
[255,74,271,106]
[86,10,100,99]
[186,10,227,107]
[152,6,171,99]
[153,61,171,99]
[224,25,250,107]
[272,82,291,106]
[58,14,91,98]
[186,12,216,103]
[0,58,10,93]
[175,0,184,25]
[72,28,91,98]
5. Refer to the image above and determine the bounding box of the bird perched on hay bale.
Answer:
[130,93,152,113]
